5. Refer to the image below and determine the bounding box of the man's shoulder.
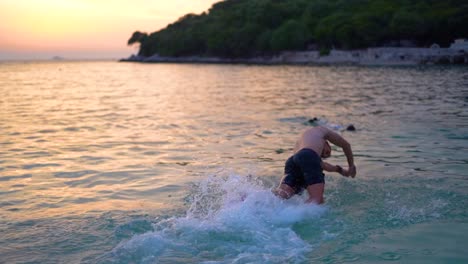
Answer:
[301,127,328,141]
[307,126,329,135]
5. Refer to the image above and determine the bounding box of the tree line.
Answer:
[128,0,468,58]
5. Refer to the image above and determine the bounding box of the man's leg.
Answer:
[273,184,295,199]
[305,183,324,204]
[293,149,325,204]
[274,155,300,199]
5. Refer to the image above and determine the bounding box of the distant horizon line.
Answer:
[0,57,123,62]
[0,48,135,61]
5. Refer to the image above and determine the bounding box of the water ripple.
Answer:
[54,170,98,179]
[22,163,61,170]
[0,62,467,263]
[0,174,32,182]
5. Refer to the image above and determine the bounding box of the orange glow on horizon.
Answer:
[0,0,219,58]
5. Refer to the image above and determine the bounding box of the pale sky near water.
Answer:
[0,0,220,60]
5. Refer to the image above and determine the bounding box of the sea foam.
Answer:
[110,173,327,263]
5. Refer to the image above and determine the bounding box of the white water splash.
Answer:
[385,193,448,225]
[110,173,327,263]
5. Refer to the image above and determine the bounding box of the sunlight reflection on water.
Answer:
[0,61,467,263]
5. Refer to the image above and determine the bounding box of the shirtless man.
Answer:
[274,126,356,204]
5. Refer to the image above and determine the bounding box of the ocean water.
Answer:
[0,61,467,263]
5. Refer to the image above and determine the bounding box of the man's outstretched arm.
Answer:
[322,127,356,177]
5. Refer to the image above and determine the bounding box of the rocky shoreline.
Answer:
[121,47,468,66]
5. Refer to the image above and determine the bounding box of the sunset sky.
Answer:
[0,0,219,60]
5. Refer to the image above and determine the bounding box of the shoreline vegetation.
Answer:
[122,0,468,66]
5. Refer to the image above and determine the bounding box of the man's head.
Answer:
[321,141,331,159]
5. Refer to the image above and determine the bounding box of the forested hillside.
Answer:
[128,0,468,58]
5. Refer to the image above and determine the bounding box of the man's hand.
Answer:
[336,165,348,177]
[348,165,356,178]
[324,163,356,178]
[336,165,356,178]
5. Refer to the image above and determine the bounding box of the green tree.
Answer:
[352,12,390,48]
[390,9,427,40]
[127,31,148,46]
[314,13,351,48]
[270,20,307,51]
[255,30,273,53]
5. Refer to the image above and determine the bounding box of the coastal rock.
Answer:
[120,54,145,62]
[346,125,356,131]
[308,117,319,124]
[120,47,468,66]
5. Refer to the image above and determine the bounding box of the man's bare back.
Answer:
[274,126,356,204]
[294,126,329,155]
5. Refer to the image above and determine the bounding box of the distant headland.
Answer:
[122,0,468,65]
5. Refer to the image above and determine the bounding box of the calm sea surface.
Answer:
[0,61,467,263]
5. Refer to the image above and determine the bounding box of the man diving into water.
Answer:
[274,126,356,204]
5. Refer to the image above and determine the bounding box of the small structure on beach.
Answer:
[450,39,468,52]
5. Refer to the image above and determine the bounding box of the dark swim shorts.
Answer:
[281,148,325,194]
